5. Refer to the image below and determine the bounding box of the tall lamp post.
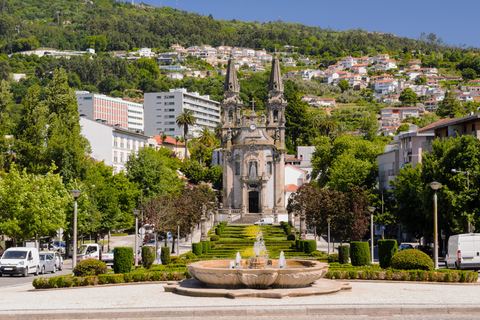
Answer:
[133,209,140,266]
[312,218,317,241]
[451,169,471,232]
[430,181,442,270]
[327,218,331,255]
[177,221,181,256]
[70,190,82,270]
[368,206,376,264]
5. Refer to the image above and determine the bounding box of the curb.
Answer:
[1,305,480,319]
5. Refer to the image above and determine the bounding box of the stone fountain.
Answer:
[166,229,351,298]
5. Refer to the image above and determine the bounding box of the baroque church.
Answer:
[219,55,287,222]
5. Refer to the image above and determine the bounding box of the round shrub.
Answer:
[161,246,170,265]
[192,242,203,256]
[350,241,370,266]
[338,245,350,264]
[390,249,434,271]
[141,246,155,269]
[210,235,220,242]
[303,240,317,254]
[73,259,107,277]
[378,239,398,269]
[113,247,134,274]
[328,253,339,263]
[287,234,296,241]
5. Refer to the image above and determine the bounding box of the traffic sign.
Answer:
[167,232,172,240]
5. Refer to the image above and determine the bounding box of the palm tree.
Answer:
[198,126,215,147]
[160,132,168,147]
[176,109,196,160]
[313,113,338,137]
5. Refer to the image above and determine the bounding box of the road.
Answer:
[0,259,73,288]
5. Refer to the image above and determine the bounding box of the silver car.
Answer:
[38,252,57,274]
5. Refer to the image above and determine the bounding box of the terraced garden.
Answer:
[201,224,312,260]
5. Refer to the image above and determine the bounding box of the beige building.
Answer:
[219,56,287,223]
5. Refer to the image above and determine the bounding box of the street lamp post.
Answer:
[70,190,82,270]
[327,218,331,255]
[451,169,471,232]
[430,181,442,270]
[368,206,376,264]
[177,221,181,256]
[312,218,316,241]
[133,209,140,266]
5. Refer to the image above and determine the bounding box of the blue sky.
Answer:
[138,0,479,49]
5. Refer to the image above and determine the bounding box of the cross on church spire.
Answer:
[250,98,256,114]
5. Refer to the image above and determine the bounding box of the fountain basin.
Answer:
[187,259,329,289]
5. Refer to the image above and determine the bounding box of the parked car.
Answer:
[445,233,480,270]
[39,252,57,274]
[399,243,414,251]
[50,241,65,248]
[76,244,114,266]
[416,245,433,258]
[0,247,40,277]
[254,218,273,225]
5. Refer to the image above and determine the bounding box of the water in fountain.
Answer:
[235,252,242,267]
[252,230,268,258]
[278,251,286,268]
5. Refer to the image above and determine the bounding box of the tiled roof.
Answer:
[285,184,299,192]
[152,135,185,146]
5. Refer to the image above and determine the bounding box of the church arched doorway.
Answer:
[248,191,259,213]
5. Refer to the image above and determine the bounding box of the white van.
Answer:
[254,218,273,225]
[445,234,480,270]
[0,247,40,276]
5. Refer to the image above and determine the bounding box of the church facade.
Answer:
[219,55,287,222]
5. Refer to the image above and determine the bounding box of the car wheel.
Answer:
[52,265,56,273]
[23,268,28,277]
[455,261,460,270]
[34,266,39,276]
[40,266,45,275]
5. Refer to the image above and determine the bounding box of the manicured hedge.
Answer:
[210,235,220,242]
[378,239,398,269]
[201,241,211,253]
[161,247,170,265]
[350,241,370,266]
[390,249,434,271]
[192,242,203,256]
[287,234,296,241]
[113,247,133,274]
[338,245,349,265]
[328,253,339,263]
[141,246,155,269]
[73,259,107,277]
[303,240,317,254]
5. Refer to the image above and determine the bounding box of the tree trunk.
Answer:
[171,236,176,254]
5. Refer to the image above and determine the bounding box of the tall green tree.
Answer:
[176,109,196,160]
[436,91,465,118]
[0,79,12,170]
[43,68,91,183]
[399,88,418,105]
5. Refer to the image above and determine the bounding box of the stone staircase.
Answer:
[231,214,263,225]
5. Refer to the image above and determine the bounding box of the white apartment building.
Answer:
[79,117,149,174]
[144,88,221,138]
[76,91,144,132]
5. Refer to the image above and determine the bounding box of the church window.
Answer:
[228,110,234,123]
[235,162,240,175]
[273,110,279,122]
[267,162,272,174]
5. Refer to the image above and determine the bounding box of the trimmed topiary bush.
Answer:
[201,241,211,253]
[141,246,155,269]
[390,249,434,271]
[303,240,317,254]
[73,259,107,277]
[215,226,222,236]
[192,242,203,256]
[161,247,170,265]
[113,247,134,274]
[287,234,296,241]
[350,241,370,266]
[210,235,220,242]
[338,245,350,264]
[378,239,398,269]
[328,253,339,263]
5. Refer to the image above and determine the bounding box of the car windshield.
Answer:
[77,245,88,255]
[2,251,28,259]
[39,254,46,261]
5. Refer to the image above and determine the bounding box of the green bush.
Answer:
[202,241,211,253]
[328,253,339,263]
[161,247,170,265]
[390,249,434,271]
[215,227,222,236]
[303,240,317,254]
[113,247,134,274]
[73,259,107,277]
[210,235,220,242]
[287,234,296,241]
[296,239,306,251]
[378,239,398,269]
[192,242,203,256]
[141,246,155,269]
[338,245,350,264]
[350,241,370,266]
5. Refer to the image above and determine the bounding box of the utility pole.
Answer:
[76,3,79,15]
[56,11,60,26]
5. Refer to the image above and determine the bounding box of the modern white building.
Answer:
[144,88,221,138]
[76,91,144,132]
[79,117,149,173]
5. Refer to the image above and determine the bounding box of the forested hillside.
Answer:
[0,0,475,55]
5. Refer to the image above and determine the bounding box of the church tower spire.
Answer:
[266,55,287,130]
[268,54,283,93]
[224,57,239,94]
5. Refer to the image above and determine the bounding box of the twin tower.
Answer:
[219,55,287,221]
